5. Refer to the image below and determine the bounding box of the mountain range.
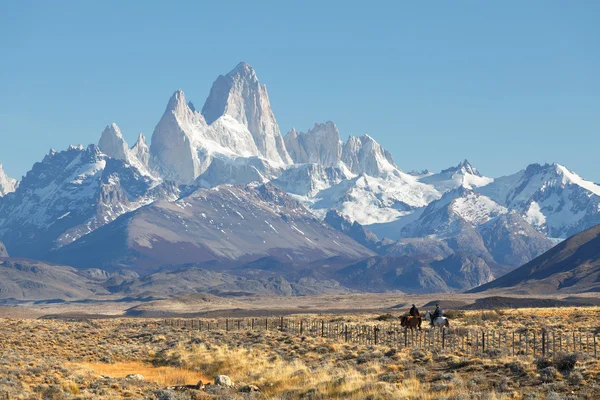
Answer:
[1,62,599,295]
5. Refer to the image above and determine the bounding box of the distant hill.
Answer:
[470,224,600,294]
[0,259,111,300]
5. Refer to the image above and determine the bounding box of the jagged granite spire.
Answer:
[201,62,292,165]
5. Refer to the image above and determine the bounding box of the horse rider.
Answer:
[409,304,420,318]
[431,303,443,326]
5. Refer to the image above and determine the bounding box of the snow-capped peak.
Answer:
[341,134,397,177]
[227,61,259,82]
[0,163,18,197]
[98,123,129,161]
[130,133,150,171]
[201,62,292,165]
[420,159,493,192]
[400,186,508,238]
[454,159,481,177]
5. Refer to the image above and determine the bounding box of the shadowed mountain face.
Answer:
[470,224,600,294]
[49,183,374,274]
[334,254,495,294]
[0,259,112,300]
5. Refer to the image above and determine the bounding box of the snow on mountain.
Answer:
[202,62,292,165]
[0,163,18,197]
[98,123,129,161]
[0,145,179,259]
[98,124,154,177]
[273,163,354,198]
[478,212,555,267]
[131,133,151,170]
[276,127,441,225]
[50,182,374,273]
[341,134,398,177]
[309,172,441,225]
[479,163,600,238]
[420,159,493,192]
[150,89,210,183]
[400,186,508,238]
[284,121,343,167]
[150,87,284,186]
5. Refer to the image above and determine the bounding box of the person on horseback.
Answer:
[409,304,420,318]
[431,303,442,326]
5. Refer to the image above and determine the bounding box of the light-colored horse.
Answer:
[424,311,450,328]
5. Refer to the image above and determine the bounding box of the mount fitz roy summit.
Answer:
[1,61,599,294]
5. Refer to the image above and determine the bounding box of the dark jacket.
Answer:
[409,305,420,317]
[432,307,443,318]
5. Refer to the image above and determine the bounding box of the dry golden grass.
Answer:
[75,361,208,386]
[1,308,599,399]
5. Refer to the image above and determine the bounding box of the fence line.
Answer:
[159,317,598,359]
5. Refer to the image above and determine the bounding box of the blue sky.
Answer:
[1,1,598,181]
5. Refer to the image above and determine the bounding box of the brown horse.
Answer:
[400,315,422,331]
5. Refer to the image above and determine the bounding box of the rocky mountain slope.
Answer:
[0,258,111,300]
[0,145,179,259]
[0,241,7,258]
[470,223,600,294]
[49,183,374,274]
[477,163,600,239]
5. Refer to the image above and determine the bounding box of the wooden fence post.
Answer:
[321,320,325,338]
[442,328,446,349]
[512,331,515,356]
[374,326,379,345]
[300,320,304,335]
[594,335,597,359]
[226,319,229,332]
[542,329,546,357]
[482,331,485,353]
[344,325,348,342]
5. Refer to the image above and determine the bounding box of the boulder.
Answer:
[214,375,234,387]
[125,374,144,381]
[239,384,260,393]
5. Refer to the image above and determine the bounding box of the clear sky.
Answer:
[1,1,598,181]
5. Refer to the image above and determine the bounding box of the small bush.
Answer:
[443,310,464,319]
[553,352,579,372]
[535,357,553,370]
[567,370,584,385]
[539,366,558,383]
[374,314,395,322]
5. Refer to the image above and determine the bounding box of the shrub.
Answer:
[567,370,584,385]
[374,314,395,322]
[534,357,553,370]
[539,366,558,383]
[553,352,579,372]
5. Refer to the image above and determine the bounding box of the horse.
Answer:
[424,311,449,329]
[400,315,422,331]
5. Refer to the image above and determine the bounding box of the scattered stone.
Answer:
[215,375,234,387]
[125,374,145,381]
[239,384,260,393]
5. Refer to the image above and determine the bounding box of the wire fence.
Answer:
[161,317,599,359]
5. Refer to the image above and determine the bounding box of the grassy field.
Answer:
[1,307,599,399]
